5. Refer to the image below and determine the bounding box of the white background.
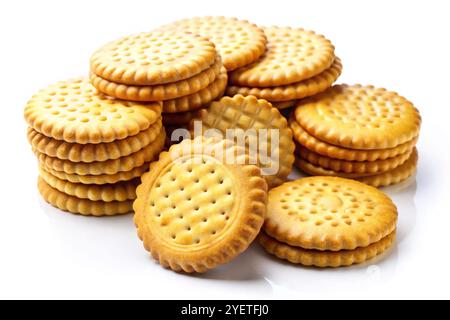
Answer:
[0,0,449,299]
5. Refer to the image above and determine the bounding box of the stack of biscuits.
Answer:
[290,84,421,187]
[25,78,164,216]
[155,16,268,145]
[227,26,342,111]
[88,30,227,147]
[260,177,398,267]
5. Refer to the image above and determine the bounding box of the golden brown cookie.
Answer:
[90,56,222,101]
[295,84,422,149]
[90,31,217,85]
[264,176,398,251]
[358,148,418,187]
[36,130,165,175]
[161,67,227,113]
[24,78,162,144]
[159,16,267,71]
[229,26,335,87]
[38,177,133,216]
[259,230,396,267]
[289,116,418,161]
[133,137,267,272]
[27,119,163,163]
[227,57,342,101]
[41,162,150,185]
[297,145,412,174]
[189,95,295,188]
[39,167,139,202]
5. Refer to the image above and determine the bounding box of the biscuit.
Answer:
[358,148,418,187]
[295,84,422,149]
[39,167,139,202]
[227,57,342,101]
[297,146,412,174]
[289,116,418,161]
[27,119,163,163]
[229,26,335,87]
[36,130,165,175]
[270,100,297,110]
[90,56,222,101]
[189,95,295,188]
[264,176,398,251]
[295,150,418,187]
[90,31,217,85]
[24,78,162,144]
[159,16,267,71]
[259,230,396,267]
[38,177,133,216]
[162,68,227,113]
[133,137,267,272]
[41,162,150,185]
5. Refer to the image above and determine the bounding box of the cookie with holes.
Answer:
[90,56,222,101]
[189,94,295,188]
[263,176,397,257]
[294,84,422,150]
[24,78,162,144]
[90,31,217,85]
[227,57,342,101]
[158,16,267,71]
[229,26,335,87]
[133,137,267,273]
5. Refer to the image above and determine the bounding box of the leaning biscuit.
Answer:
[295,84,422,149]
[189,95,295,188]
[227,57,342,101]
[27,119,163,162]
[36,130,165,175]
[38,177,133,216]
[259,230,396,267]
[39,167,139,202]
[264,176,398,251]
[133,137,267,273]
[230,26,335,87]
[90,56,222,101]
[90,31,217,85]
[24,78,162,144]
[159,16,267,71]
[289,116,418,161]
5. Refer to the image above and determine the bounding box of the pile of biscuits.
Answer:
[25,79,164,216]
[260,177,398,267]
[23,16,421,272]
[226,26,342,110]
[89,27,231,147]
[290,84,421,187]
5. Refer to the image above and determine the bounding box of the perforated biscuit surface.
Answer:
[190,95,295,188]
[24,78,161,144]
[264,176,398,251]
[90,31,217,85]
[295,84,421,149]
[149,155,236,246]
[160,16,267,71]
[133,137,267,272]
[230,26,335,87]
